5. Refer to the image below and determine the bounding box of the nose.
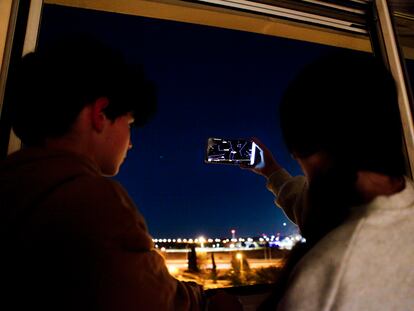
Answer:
[128,140,133,150]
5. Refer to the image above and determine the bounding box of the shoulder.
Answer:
[52,174,133,206]
[279,219,359,310]
[43,175,152,250]
[65,175,136,208]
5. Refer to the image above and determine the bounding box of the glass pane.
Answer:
[390,1,414,93]
[38,4,370,289]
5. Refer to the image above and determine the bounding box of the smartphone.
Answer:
[205,137,258,166]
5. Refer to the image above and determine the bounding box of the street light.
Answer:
[236,252,243,275]
[168,265,179,275]
[198,236,206,248]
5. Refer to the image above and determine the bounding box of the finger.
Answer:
[251,137,267,149]
[240,163,254,170]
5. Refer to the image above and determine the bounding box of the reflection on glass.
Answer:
[390,1,414,92]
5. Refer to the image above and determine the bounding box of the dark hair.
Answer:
[7,34,156,146]
[280,51,405,177]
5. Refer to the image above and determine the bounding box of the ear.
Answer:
[91,97,110,132]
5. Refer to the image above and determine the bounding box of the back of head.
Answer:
[7,34,156,147]
[280,51,405,177]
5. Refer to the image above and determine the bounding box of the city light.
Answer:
[150,232,303,290]
[198,236,206,248]
[236,253,243,274]
[167,265,179,275]
[150,232,302,252]
[152,233,299,290]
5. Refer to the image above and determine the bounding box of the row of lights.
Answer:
[154,225,292,244]
[153,235,302,245]
[153,237,259,243]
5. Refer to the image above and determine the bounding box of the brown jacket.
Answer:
[0,147,203,311]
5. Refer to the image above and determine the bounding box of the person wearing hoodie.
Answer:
[248,52,414,310]
[0,35,203,311]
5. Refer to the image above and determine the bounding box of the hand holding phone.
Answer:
[246,138,282,178]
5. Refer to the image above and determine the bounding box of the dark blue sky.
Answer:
[39,4,350,238]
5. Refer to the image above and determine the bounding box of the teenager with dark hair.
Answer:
[248,52,414,310]
[0,35,203,311]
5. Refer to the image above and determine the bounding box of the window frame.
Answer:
[0,0,413,303]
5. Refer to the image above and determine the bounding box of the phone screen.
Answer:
[205,138,257,166]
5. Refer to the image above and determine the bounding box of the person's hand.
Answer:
[241,138,282,179]
[207,290,243,311]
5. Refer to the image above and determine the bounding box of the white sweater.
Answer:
[267,169,414,311]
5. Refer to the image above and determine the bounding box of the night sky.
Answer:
[38,4,357,238]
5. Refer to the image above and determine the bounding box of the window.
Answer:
[36,3,370,289]
[2,0,412,298]
[389,1,414,94]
